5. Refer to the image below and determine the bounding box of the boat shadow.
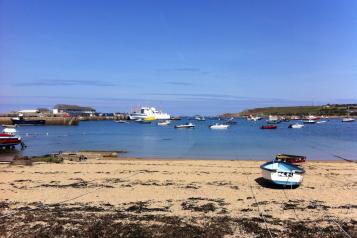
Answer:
[255,177,299,190]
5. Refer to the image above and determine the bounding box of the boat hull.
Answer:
[12,119,46,125]
[209,125,229,129]
[0,135,22,147]
[175,123,195,128]
[303,120,317,124]
[175,126,195,129]
[261,169,304,186]
[261,125,277,129]
[260,161,305,186]
[342,118,355,122]
[288,124,304,129]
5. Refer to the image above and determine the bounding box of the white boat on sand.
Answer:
[260,161,305,186]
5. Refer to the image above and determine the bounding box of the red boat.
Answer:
[275,154,306,164]
[261,125,277,129]
[0,127,23,149]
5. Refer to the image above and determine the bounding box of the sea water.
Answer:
[11,118,357,161]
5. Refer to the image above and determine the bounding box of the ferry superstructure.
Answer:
[129,107,171,120]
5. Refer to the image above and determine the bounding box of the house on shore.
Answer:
[53,104,96,117]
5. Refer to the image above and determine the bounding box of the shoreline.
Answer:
[0,151,354,163]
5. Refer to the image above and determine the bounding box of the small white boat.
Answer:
[209,123,229,129]
[303,119,317,124]
[247,115,262,121]
[342,107,355,122]
[114,120,129,123]
[260,161,305,186]
[342,118,355,122]
[157,120,171,126]
[316,120,327,124]
[175,122,195,129]
[195,116,206,121]
[288,123,304,129]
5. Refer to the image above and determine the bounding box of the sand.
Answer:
[0,159,356,237]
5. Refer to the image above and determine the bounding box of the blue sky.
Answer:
[1,0,356,115]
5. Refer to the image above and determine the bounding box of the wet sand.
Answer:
[0,159,356,237]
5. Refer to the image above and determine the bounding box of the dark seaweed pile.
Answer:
[0,201,356,238]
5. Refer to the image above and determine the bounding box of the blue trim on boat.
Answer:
[270,180,301,186]
[260,161,305,174]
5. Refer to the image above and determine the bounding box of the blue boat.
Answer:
[260,161,305,186]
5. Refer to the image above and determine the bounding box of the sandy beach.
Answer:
[0,159,356,237]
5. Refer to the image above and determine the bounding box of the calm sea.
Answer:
[9,118,357,161]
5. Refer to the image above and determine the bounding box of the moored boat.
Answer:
[342,107,355,122]
[170,116,181,121]
[261,125,277,129]
[260,161,305,186]
[174,122,195,129]
[11,116,45,126]
[247,115,262,121]
[209,123,229,129]
[129,107,170,120]
[275,154,306,164]
[194,116,206,121]
[303,119,317,124]
[225,118,237,124]
[0,126,23,149]
[114,120,129,123]
[157,120,171,126]
[135,119,151,124]
[267,115,280,124]
[303,115,320,121]
[302,115,319,124]
[342,118,355,122]
[288,123,304,129]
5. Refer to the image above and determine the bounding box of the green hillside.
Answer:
[222,104,357,117]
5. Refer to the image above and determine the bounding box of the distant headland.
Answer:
[222,104,357,118]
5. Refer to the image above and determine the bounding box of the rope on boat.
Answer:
[236,160,274,238]
[0,170,143,219]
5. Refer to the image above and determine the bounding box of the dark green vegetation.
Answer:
[1,201,356,238]
[223,104,357,117]
[31,156,64,163]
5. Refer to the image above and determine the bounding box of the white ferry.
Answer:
[129,107,171,120]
